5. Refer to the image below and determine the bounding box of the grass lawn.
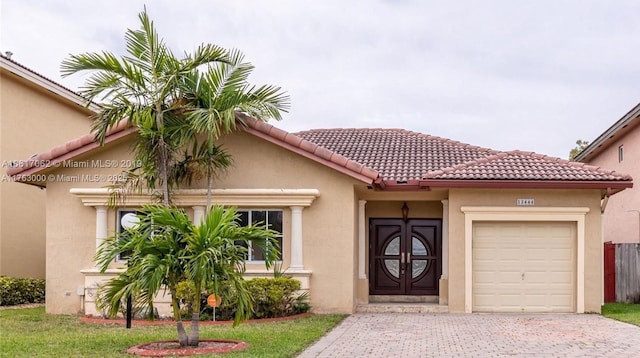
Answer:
[602,303,640,326]
[0,307,344,357]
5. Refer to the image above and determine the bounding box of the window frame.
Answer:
[235,208,284,263]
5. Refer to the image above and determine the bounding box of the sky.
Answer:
[1,0,639,159]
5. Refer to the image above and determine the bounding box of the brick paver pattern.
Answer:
[298,313,640,357]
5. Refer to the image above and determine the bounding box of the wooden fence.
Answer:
[604,242,640,303]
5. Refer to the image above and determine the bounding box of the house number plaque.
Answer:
[516,198,535,206]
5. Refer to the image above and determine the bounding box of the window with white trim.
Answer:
[235,209,283,262]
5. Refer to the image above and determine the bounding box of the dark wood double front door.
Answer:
[370,219,442,295]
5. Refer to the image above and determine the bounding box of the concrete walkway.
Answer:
[298,313,640,357]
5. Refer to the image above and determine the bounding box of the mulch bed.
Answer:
[127,339,248,356]
[80,312,310,326]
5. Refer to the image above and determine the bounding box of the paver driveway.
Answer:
[298,313,640,357]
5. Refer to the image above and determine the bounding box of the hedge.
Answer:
[0,276,46,306]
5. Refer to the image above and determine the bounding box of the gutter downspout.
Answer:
[601,187,612,214]
[600,187,612,308]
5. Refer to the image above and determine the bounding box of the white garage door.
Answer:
[473,222,575,312]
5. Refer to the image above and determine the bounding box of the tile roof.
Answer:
[6,121,135,180]
[295,128,631,185]
[424,151,632,181]
[7,116,633,190]
[294,128,497,182]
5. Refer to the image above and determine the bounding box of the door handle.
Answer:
[400,252,405,265]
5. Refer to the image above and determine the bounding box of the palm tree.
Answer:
[60,8,229,205]
[95,205,278,347]
[64,7,288,348]
[179,48,287,207]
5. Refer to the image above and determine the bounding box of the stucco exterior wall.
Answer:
[217,132,360,313]
[44,140,134,314]
[447,188,603,313]
[0,70,91,278]
[586,128,640,243]
[43,131,362,314]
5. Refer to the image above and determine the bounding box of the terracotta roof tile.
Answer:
[8,115,632,188]
[294,128,498,182]
[6,121,134,178]
[424,150,632,181]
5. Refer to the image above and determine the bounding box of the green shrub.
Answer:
[176,277,311,321]
[0,276,45,306]
[246,277,304,318]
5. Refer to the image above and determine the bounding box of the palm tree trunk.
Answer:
[187,312,200,347]
[187,283,202,346]
[206,166,212,211]
[159,141,170,206]
[156,103,170,206]
[176,321,189,347]
[169,294,189,346]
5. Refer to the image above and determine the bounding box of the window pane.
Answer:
[234,240,249,261]
[235,209,283,262]
[252,245,265,261]
[384,237,400,255]
[268,211,283,233]
[237,211,249,227]
[252,210,266,226]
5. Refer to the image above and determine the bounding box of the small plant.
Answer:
[207,277,311,320]
[0,276,45,306]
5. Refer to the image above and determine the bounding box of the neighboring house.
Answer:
[7,117,632,315]
[0,54,97,279]
[575,102,640,244]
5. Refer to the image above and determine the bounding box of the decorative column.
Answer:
[95,206,108,268]
[192,206,206,224]
[441,199,449,279]
[358,200,367,279]
[289,206,304,270]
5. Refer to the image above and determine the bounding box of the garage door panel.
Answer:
[472,222,576,313]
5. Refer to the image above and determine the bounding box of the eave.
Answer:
[419,179,632,193]
[0,55,100,112]
[575,102,640,162]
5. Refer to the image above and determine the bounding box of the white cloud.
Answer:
[2,0,639,159]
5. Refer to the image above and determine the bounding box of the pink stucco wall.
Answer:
[588,125,640,243]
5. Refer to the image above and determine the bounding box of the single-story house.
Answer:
[7,116,632,315]
[575,102,640,243]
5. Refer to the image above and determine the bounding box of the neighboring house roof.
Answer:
[575,102,640,162]
[7,116,633,192]
[0,54,100,112]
